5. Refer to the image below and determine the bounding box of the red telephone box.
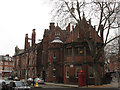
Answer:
[2,72,4,77]
[78,70,86,87]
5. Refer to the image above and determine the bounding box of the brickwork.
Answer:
[0,55,13,78]
[13,20,104,85]
[13,29,42,79]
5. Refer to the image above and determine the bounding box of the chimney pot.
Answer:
[49,22,55,30]
[32,29,36,47]
[24,33,29,50]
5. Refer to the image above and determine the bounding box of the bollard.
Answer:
[35,83,38,87]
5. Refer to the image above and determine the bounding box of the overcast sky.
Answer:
[0,0,53,56]
[0,0,118,56]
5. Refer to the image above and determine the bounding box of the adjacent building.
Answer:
[0,54,13,79]
[13,29,43,79]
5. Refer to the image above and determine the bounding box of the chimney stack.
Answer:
[32,29,36,47]
[49,22,55,30]
[66,23,70,31]
[6,54,9,57]
[24,34,28,50]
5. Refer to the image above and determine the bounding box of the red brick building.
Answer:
[41,18,104,84]
[63,18,104,84]
[13,29,43,79]
[0,54,13,79]
[13,18,104,85]
[42,23,70,82]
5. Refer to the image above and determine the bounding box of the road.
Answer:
[31,84,119,90]
[32,84,68,88]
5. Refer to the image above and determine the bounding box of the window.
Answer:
[53,52,56,59]
[67,48,72,56]
[0,66,2,70]
[53,71,56,77]
[75,66,82,78]
[5,62,8,65]
[74,47,84,56]
[9,62,11,66]
[0,73,2,77]
[66,66,69,78]
[0,61,3,65]
[79,47,84,55]
[9,57,12,61]
[101,66,103,77]
[27,55,30,65]
[9,67,12,70]
[4,67,9,70]
[77,32,80,38]
[54,44,56,46]
[74,47,78,56]
[48,52,50,60]
[55,31,60,36]
[65,49,68,56]
[89,65,94,78]
[86,47,90,55]
[0,56,2,60]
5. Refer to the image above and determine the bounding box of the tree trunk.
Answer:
[94,63,101,85]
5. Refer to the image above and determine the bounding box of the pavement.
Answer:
[39,82,114,88]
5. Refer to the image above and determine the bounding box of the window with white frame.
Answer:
[1,61,3,65]
[5,62,8,65]
[75,66,82,78]
[4,67,9,70]
[66,66,69,78]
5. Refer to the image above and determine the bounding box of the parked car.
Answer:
[27,78,33,86]
[0,80,5,90]
[103,71,115,84]
[35,78,44,84]
[27,78,33,82]
[9,81,31,90]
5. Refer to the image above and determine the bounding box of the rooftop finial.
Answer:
[82,12,86,21]
[83,12,85,18]
[89,18,91,24]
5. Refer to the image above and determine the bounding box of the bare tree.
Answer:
[104,31,119,72]
[50,0,120,85]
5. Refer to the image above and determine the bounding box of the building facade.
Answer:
[42,23,70,82]
[42,19,104,84]
[0,54,13,79]
[13,29,43,79]
[13,18,104,84]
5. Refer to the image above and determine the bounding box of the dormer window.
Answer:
[55,31,60,36]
